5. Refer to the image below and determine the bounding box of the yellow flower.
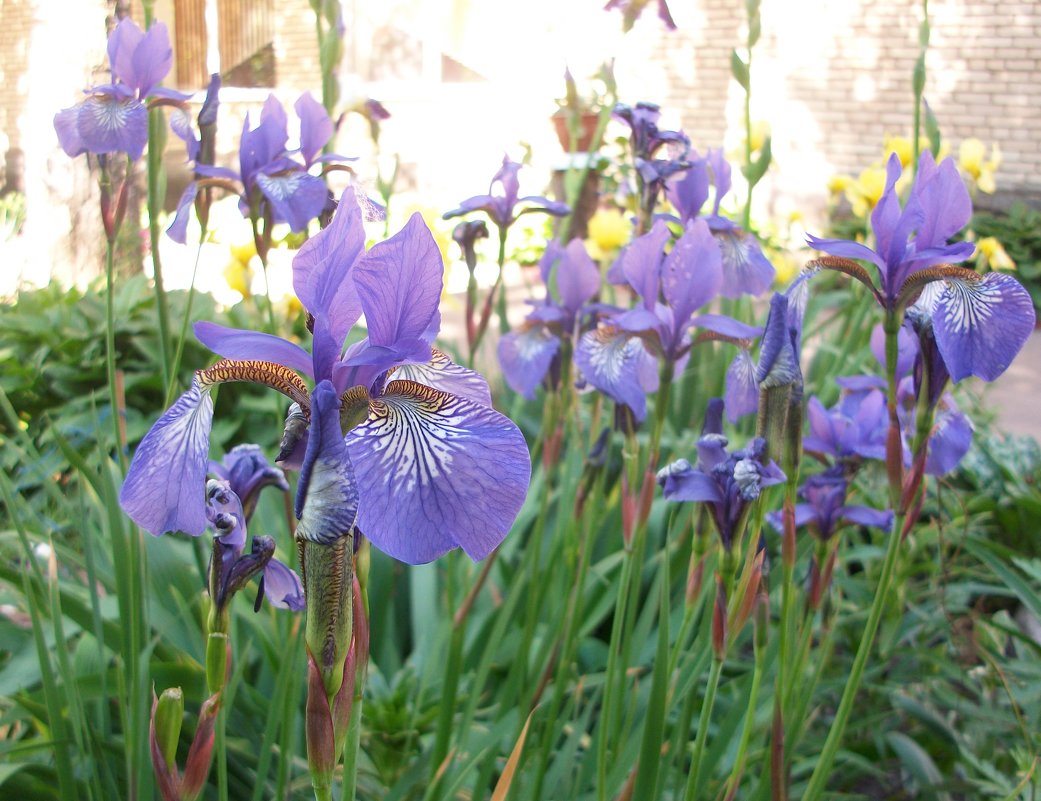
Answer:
[884,135,915,168]
[845,166,887,218]
[770,250,800,286]
[959,138,1001,194]
[587,207,630,254]
[976,236,1016,271]
[229,238,257,265]
[223,258,253,298]
[827,174,853,196]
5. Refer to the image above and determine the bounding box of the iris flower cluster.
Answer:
[54,18,185,162]
[120,187,531,566]
[169,92,352,243]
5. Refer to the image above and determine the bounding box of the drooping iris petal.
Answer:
[656,459,724,503]
[924,399,974,475]
[194,321,315,378]
[839,505,894,532]
[295,92,333,167]
[931,273,1035,382]
[804,234,887,273]
[293,187,365,348]
[346,379,531,564]
[725,350,759,423]
[353,212,443,369]
[498,324,561,401]
[211,443,288,520]
[295,381,359,544]
[256,170,329,232]
[575,327,659,421]
[120,378,214,536]
[166,183,198,244]
[262,558,305,611]
[714,229,776,298]
[54,106,86,157]
[393,347,494,406]
[75,95,149,161]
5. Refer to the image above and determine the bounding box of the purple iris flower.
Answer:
[804,389,888,463]
[807,151,1034,382]
[121,187,530,564]
[666,149,775,297]
[767,470,892,541]
[206,479,304,612]
[167,74,221,242]
[54,19,186,162]
[657,398,785,549]
[498,239,600,399]
[443,156,570,234]
[209,443,289,522]
[168,92,345,242]
[604,0,677,31]
[579,219,760,421]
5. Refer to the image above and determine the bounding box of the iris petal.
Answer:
[725,350,759,423]
[77,95,149,161]
[120,378,214,536]
[931,272,1035,382]
[497,325,560,401]
[256,170,329,232]
[194,321,315,378]
[346,380,531,564]
[262,558,305,611]
[574,327,659,421]
[714,229,775,298]
[394,348,493,406]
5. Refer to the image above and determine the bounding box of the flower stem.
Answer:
[722,624,766,801]
[683,656,725,801]
[165,229,207,406]
[104,238,125,468]
[147,106,173,394]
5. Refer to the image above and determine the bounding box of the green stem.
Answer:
[742,32,754,230]
[683,657,725,801]
[147,107,173,394]
[103,237,126,469]
[799,508,904,801]
[722,630,766,800]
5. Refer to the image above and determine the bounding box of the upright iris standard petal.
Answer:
[295,381,360,544]
[755,293,799,389]
[350,213,442,373]
[575,327,659,421]
[619,221,670,307]
[262,559,306,611]
[293,187,365,347]
[556,239,601,316]
[661,219,722,337]
[120,378,214,536]
[194,321,316,378]
[346,379,531,564]
[930,273,1035,382]
[498,325,561,401]
[394,348,494,407]
[666,158,709,222]
[295,93,333,167]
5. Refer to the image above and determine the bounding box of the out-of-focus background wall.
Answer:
[1,0,1038,295]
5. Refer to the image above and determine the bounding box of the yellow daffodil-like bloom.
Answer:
[976,236,1016,271]
[827,174,853,197]
[770,249,800,286]
[845,166,888,218]
[588,207,630,254]
[959,138,1001,194]
[223,258,253,298]
[228,239,257,266]
[884,135,915,168]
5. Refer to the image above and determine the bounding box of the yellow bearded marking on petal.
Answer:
[197,359,311,409]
